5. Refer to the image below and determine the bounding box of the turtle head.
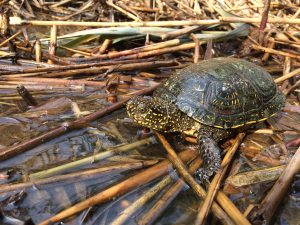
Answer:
[126,96,177,132]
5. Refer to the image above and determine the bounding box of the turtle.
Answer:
[126,57,285,181]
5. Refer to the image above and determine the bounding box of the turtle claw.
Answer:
[195,168,210,183]
[195,163,220,183]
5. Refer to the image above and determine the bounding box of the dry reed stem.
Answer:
[258,0,272,44]
[195,133,246,225]
[274,37,300,46]
[35,39,42,62]
[0,161,158,193]
[275,67,300,83]
[161,25,202,40]
[10,18,221,26]
[173,0,202,15]
[106,0,141,22]
[261,41,275,62]
[10,17,300,27]
[47,25,57,64]
[0,76,156,92]
[243,204,256,217]
[252,44,300,60]
[0,59,151,75]
[220,17,300,24]
[42,60,176,78]
[250,146,300,224]
[252,129,274,135]
[99,39,112,54]
[58,45,92,56]
[0,84,83,91]
[0,76,107,86]
[191,33,200,63]
[51,0,73,8]
[138,157,202,225]
[110,176,173,225]
[116,2,142,21]
[204,40,213,60]
[154,131,249,225]
[112,157,202,225]
[121,42,195,60]
[259,0,271,31]
[130,6,158,13]
[71,39,181,61]
[37,150,198,225]
[29,138,155,180]
[0,29,22,47]
[227,3,280,11]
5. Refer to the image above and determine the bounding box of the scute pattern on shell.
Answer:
[154,57,285,129]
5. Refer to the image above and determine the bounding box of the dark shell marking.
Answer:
[154,57,285,129]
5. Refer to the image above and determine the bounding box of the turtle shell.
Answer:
[154,57,285,129]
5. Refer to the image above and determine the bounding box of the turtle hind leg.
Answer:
[195,133,221,182]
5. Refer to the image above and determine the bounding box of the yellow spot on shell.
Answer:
[230,124,244,128]
[258,118,268,122]
[245,121,257,125]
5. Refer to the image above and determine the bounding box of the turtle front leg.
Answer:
[196,134,221,181]
[195,127,233,182]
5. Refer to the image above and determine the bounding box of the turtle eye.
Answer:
[137,103,148,114]
[139,108,147,113]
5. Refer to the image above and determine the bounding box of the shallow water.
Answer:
[0,90,299,224]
